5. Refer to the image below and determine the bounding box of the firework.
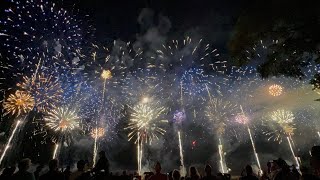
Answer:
[178,131,186,176]
[235,114,249,125]
[101,70,112,80]
[270,110,294,124]
[44,107,80,133]
[3,90,35,116]
[180,68,211,97]
[17,73,63,112]
[85,41,143,85]
[205,98,239,135]
[126,103,168,144]
[264,110,296,143]
[0,0,89,70]
[173,110,186,123]
[152,36,222,72]
[269,84,283,96]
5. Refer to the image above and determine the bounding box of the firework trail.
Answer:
[236,106,262,172]
[0,120,21,165]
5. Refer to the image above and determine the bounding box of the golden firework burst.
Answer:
[91,127,105,139]
[269,84,283,96]
[3,90,35,116]
[44,107,80,133]
[17,73,63,112]
[101,69,112,80]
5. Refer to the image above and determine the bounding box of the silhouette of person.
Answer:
[240,165,258,180]
[202,165,216,180]
[39,159,65,180]
[172,169,181,180]
[148,162,168,180]
[12,158,35,180]
[93,151,110,175]
[187,167,200,180]
[0,166,16,180]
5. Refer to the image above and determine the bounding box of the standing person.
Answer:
[239,165,258,180]
[202,164,216,180]
[93,151,110,174]
[69,160,88,180]
[172,169,181,180]
[309,146,320,179]
[148,162,168,180]
[64,165,71,180]
[39,159,65,180]
[34,165,44,180]
[0,166,16,180]
[12,158,35,180]
[187,167,200,180]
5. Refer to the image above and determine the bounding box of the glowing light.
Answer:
[235,114,249,125]
[126,104,168,144]
[141,96,150,104]
[269,84,283,96]
[0,120,21,165]
[218,138,227,173]
[3,90,35,116]
[44,107,80,133]
[52,144,59,159]
[91,127,105,139]
[101,69,112,80]
[173,110,186,123]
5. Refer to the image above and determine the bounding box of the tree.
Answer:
[229,0,320,81]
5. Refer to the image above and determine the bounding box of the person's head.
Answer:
[155,162,162,174]
[189,166,198,177]
[245,165,253,175]
[204,164,212,175]
[311,146,320,170]
[36,164,44,171]
[2,166,16,176]
[77,160,86,171]
[99,151,106,158]
[49,159,59,171]
[122,170,127,175]
[18,158,31,172]
[172,169,181,180]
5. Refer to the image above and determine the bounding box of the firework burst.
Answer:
[205,98,239,135]
[269,84,283,96]
[3,90,35,116]
[17,72,63,112]
[263,110,296,143]
[44,107,80,134]
[91,127,105,139]
[126,103,168,144]
[0,0,90,70]
[152,36,222,73]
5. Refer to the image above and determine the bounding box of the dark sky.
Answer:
[63,0,250,50]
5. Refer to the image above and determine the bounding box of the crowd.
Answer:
[1,146,320,180]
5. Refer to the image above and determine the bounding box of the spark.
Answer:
[91,127,105,139]
[178,131,186,176]
[52,144,59,159]
[3,90,34,116]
